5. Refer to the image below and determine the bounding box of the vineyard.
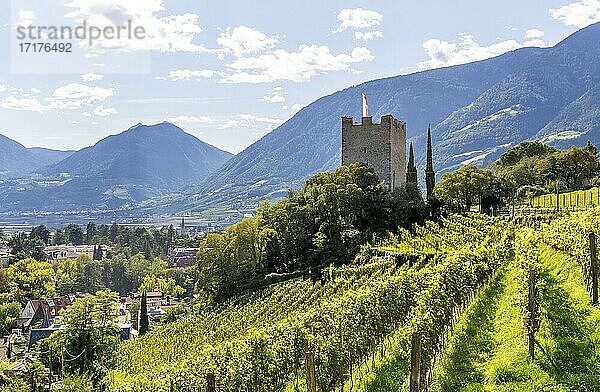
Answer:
[105,210,600,392]
[430,210,600,391]
[105,215,512,391]
[530,186,600,210]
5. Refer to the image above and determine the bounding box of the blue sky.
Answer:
[0,0,598,153]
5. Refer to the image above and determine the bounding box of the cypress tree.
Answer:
[139,291,149,335]
[406,142,418,185]
[143,237,154,262]
[425,126,436,200]
[92,245,102,260]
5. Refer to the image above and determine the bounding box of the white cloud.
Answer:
[16,10,37,27]
[1,96,46,112]
[550,0,600,28]
[355,31,383,41]
[291,103,306,111]
[48,83,114,109]
[261,87,286,103]
[417,33,546,70]
[94,105,117,116]
[64,0,209,53]
[156,69,218,81]
[81,73,104,81]
[222,45,374,83]
[524,39,546,47]
[526,29,545,39]
[167,115,213,124]
[82,112,92,117]
[218,26,278,57]
[219,114,283,129]
[30,88,41,94]
[0,85,6,93]
[334,8,383,33]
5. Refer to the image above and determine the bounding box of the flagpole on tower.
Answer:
[362,94,369,117]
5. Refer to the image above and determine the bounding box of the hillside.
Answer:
[0,135,73,179]
[28,147,74,168]
[108,215,512,391]
[0,123,232,212]
[174,22,600,213]
[106,210,600,392]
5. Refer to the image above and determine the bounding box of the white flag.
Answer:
[362,94,369,117]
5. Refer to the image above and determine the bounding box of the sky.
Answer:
[0,0,599,154]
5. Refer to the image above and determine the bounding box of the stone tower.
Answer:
[425,126,436,199]
[341,114,407,189]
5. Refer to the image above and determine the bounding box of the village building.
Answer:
[43,244,110,262]
[18,296,75,330]
[120,291,181,323]
[167,245,198,268]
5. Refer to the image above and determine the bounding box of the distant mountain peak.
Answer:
[0,124,233,212]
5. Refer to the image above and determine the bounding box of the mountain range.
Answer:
[167,22,600,213]
[1,22,600,215]
[0,123,231,212]
[0,135,73,179]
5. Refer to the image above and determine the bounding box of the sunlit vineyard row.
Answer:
[530,187,600,210]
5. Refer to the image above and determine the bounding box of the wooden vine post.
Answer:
[305,352,317,392]
[409,332,421,392]
[590,232,598,305]
[527,269,538,360]
[206,373,216,392]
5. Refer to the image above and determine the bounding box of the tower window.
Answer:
[364,147,367,154]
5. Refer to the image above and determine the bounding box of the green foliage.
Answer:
[51,374,93,392]
[107,215,511,391]
[431,216,600,391]
[30,225,50,245]
[139,275,184,297]
[497,143,599,191]
[498,141,559,167]
[43,290,120,384]
[194,164,425,303]
[21,361,48,392]
[435,166,501,211]
[139,291,148,336]
[8,233,47,262]
[196,217,270,302]
[125,254,166,292]
[55,254,103,295]
[64,224,85,246]
[259,163,424,273]
[0,295,22,335]
[7,258,55,300]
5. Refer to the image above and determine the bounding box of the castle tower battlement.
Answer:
[341,114,407,189]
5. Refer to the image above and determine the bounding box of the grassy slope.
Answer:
[430,247,600,392]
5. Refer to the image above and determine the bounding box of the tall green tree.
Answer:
[65,224,84,246]
[85,222,97,245]
[196,217,270,302]
[435,166,497,211]
[139,291,149,335]
[43,290,120,382]
[30,225,50,245]
[497,141,558,167]
[7,258,55,299]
